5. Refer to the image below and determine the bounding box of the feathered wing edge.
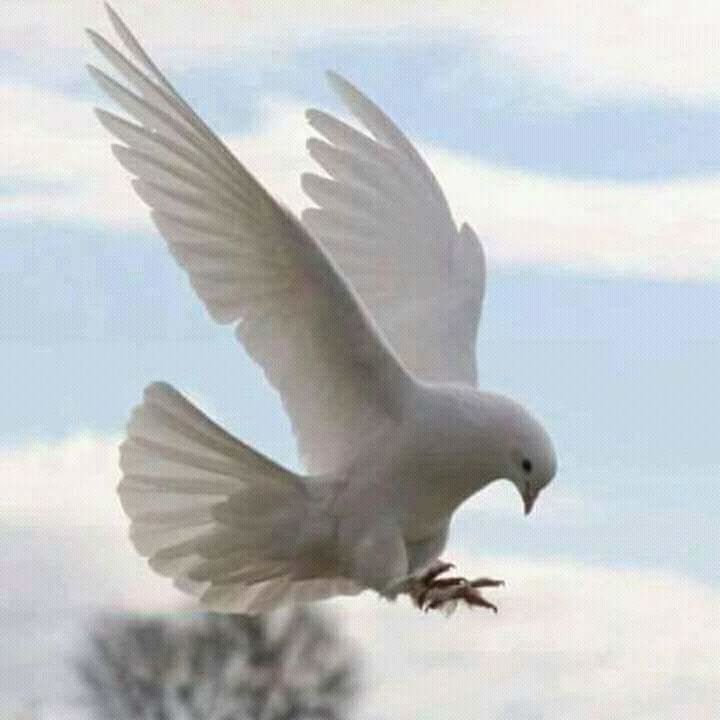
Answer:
[87,4,414,475]
[301,71,485,386]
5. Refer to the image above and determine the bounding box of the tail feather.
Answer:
[118,382,362,613]
[199,575,362,614]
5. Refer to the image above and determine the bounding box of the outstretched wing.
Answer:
[302,72,485,386]
[88,7,413,474]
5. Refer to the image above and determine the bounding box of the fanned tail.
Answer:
[118,382,361,613]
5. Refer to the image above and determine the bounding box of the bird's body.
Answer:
[90,4,557,614]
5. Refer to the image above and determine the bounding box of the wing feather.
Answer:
[304,73,486,385]
[89,9,412,473]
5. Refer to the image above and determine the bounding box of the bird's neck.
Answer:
[401,385,507,518]
[393,396,502,522]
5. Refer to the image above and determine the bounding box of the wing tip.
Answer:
[326,69,350,93]
[86,4,122,48]
[143,380,181,403]
[110,142,130,163]
[104,2,127,35]
[305,107,321,125]
[92,106,114,126]
[326,70,368,113]
[305,136,327,153]
[306,106,339,122]
[85,63,117,92]
[299,173,329,200]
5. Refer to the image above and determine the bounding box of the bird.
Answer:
[87,4,557,615]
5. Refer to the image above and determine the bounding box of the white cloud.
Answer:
[0,434,188,612]
[0,432,123,527]
[4,1,720,101]
[426,146,720,281]
[4,78,718,282]
[0,84,308,230]
[2,434,719,717]
[0,81,147,228]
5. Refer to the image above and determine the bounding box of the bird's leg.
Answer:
[409,561,504,614]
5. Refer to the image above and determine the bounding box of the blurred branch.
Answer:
[75,608,358,720]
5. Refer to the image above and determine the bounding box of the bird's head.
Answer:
[473,393,557,515]
[503,401,556,515]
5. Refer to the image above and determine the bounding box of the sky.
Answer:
[1,1,719,718]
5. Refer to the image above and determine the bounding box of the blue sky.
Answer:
[2,2,720,719]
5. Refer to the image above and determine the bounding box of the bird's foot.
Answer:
[410,561,504,615]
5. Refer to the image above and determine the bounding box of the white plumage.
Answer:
[120,383,362,612]
[89,4,557,614]
[303,72,485,386]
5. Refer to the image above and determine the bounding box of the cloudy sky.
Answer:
[2,1,719,718]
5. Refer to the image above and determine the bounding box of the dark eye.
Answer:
[521,458,533,473]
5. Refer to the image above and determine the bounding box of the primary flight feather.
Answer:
[88,4,557,615]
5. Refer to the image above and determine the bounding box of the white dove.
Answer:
[88,5,557,615]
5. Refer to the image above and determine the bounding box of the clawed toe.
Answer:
[461,587,499,613]
[424,584,498,614]
[410,561,504,614]
[469,577,505,589]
